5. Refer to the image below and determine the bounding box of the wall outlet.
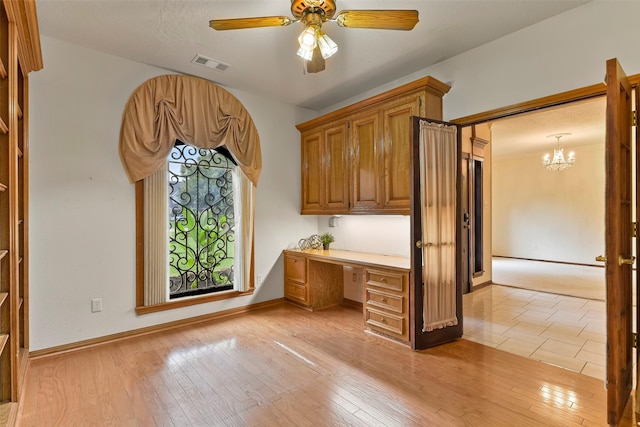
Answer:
[91,298,103,313]
[257,274,263,285]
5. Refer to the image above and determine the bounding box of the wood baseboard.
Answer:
[342,298,363,311]
[492,255,603,269]
[472,280,492,291]
[29,298,286,359]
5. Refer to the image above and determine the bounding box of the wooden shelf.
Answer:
[0,402,12,426]
[0,335,8,355]
[0,0,40,414]
[18,348,27,378]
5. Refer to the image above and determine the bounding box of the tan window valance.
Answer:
[119,74,261,185]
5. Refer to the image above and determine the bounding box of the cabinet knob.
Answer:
[380,318,387,324]
[381,297,387,303]
[380,277,387,283]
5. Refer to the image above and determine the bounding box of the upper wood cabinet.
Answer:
[350,110,382,212]
[301,119,349,214]
[297,76,450,215]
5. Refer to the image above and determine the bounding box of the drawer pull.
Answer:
[380,318,387,324]
[380,277,387,283]
[381,297,387,303]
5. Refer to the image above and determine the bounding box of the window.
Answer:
[168,143,237,299]
[135,141,255,315]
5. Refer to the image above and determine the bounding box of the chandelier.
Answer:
[543,134,575,171]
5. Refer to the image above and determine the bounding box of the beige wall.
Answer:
[492,143,604,265]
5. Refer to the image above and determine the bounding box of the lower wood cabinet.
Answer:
[284,253,308,305]
[283,250,411,344]
[283,253,344,310]
[364,267,409,343]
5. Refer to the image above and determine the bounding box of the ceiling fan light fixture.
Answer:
[298,25,319,51]
[296,46,314,61]
[317,32,338,59]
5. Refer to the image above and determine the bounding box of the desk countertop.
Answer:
[283,248,410,271]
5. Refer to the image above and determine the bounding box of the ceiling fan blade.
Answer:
[210,16,293,31]
[335,10,418,30]
[306,46,325,74]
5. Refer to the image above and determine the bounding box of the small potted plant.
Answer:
[319,232,335,250]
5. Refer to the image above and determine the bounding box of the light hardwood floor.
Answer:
[17,303,637,426]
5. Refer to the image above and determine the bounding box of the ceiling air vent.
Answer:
[191,54,231,72]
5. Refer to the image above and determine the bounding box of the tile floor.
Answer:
[463,284,606,381]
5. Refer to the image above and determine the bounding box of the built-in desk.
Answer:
[283,249,412,344]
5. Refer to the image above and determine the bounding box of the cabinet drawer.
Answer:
[366,288,404,314]
[366,269,404,292]
[284,280,308,304]
[284,254,306,283]
[365,307,406,339]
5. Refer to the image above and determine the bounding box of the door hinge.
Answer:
[633,222,637,238]
[633,110,637,127]
[633,332,637,348]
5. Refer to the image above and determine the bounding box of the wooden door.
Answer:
[301,130,323,213]
[382,95,421,212]
[351,111,382,212]
[603,58,634,426]
[324,121,349,212]
[410,117,463,350]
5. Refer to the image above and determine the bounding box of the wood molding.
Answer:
[296,76,451,131]
[342,298,363,311]
[2,0,43,73]
[451,82,608,126]
[135,288,256,315]
[471,280,492,291]
[135,180,144,307]
[493,255,603,269]
[29,298,287,359]
[452,73,640,126]
[472,135,489,159]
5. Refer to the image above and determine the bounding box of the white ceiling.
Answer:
[35,0,588,111]
[491,96,606,159]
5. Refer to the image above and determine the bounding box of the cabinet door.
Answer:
[382,93,422,212]
[350,111,382,212]
[301,130,323,214]
[323,121,349,212]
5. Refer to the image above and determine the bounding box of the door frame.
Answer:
[451,69,640,425]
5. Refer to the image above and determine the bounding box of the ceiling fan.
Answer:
[209,0,419,73]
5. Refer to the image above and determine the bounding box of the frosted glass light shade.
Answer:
[318,33,338,59]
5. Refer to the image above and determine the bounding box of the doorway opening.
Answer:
[459,95,609,381]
